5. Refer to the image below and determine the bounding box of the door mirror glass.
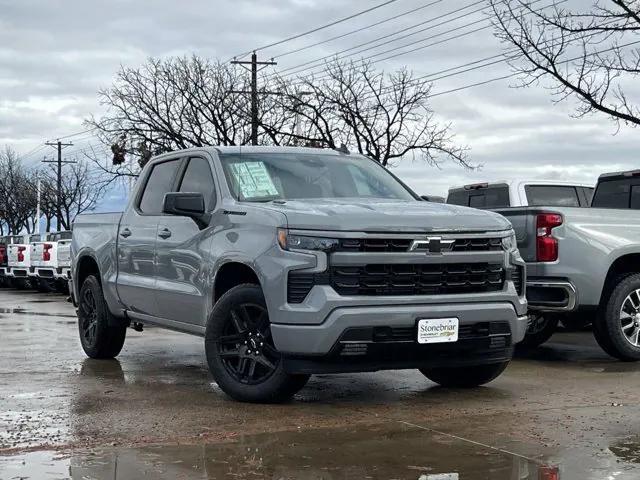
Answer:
[163,192,206,218]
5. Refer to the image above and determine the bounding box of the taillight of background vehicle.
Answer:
[536,213,563,262]
[43,243,53,261]
[0,247,5,264]
[539,465,560,480]
[17,246,26,262]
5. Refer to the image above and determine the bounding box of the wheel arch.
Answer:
[213,261,262,305]
[599,253,640,307]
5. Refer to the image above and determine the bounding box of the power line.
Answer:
[272,0,489,79]
[281,0,559,85]
[271,0,445,60]
[227,0,400,61]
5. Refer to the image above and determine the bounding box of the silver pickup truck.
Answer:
[71,146,528,403]
[493,170,640,361]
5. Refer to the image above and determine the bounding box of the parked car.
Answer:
[447,179,594,346]
[446,180,593,209]
[71,146,528,403]
[30,231,72,293]
[0,236,8,287]
[7,234,34,289]
[494,169,640,360]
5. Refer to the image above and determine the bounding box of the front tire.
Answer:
[593,274,640,361]
[518,314,559,348]
[77,275,126,359]
[205,284,309,403]
[420,361,509,388]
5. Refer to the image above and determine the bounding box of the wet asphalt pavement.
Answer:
[1,290,640,479]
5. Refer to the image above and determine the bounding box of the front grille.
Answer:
[335,237,503,253]
[288,263,505,302]
[511,266,524,296]
[330,263,504,296]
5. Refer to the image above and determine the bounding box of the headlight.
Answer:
[277,229,339,252]
[502,231,517,251]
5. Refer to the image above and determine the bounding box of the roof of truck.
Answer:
[598,169,640,180]
[153,146,354,160]
[448,179,593,192]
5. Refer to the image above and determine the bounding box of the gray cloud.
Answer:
[1,0,637,200]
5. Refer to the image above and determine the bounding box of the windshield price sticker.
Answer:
[417,318,459,344]
[230,161,279,199]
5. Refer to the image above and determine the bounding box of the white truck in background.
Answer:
[30,231,73,293]
[446,180,594,209]
[447,180,594,347]
[7,234,37,289]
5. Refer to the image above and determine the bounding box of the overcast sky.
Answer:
[1,0,637,208]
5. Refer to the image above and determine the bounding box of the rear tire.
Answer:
[77,275,126,359]
[205,284,309,403]
[420,361,509,388]
[55,279,70,295]
[518,314,559,348]
[593,274,640,361]
[12,278,28,290]
[36,279,55,293]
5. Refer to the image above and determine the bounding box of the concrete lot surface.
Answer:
[1,289,639,479]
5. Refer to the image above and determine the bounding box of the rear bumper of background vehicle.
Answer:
[271,301,528,373]
[10,268,28,278]
[35,268,55,279]
[54,267,70,280]
[526,278,577,312]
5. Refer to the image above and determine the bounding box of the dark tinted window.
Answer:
[630,185,640,209]
[582,187,594,206]
[179,157,216,211]
[447,186,510,209]
[525,186,580,207]
[591,179,632,208]
[139,160,181,214]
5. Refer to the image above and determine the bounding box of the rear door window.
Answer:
[138,159,181,214]
[447,186,510,208]
[525,185,580,207]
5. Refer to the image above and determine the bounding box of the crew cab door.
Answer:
[154,156,216,327]
[116,157,182,316]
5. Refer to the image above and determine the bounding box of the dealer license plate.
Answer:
[417,318,459,344]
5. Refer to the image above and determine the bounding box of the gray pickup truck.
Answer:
[71,146,528,403]
[493,170,640,361]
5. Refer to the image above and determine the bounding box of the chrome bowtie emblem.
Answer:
[409,237,455,254]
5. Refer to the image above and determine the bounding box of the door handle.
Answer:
[158,228,172,239]
[120,228,132,238]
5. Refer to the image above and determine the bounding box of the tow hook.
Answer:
[132,322,144,332]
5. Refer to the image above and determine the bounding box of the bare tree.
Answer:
[0,146,38,234]
[269,61,470,167]
[40,161,106,230]
[490,0,640,128]
[87,55,470,178]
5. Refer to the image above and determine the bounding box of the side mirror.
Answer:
[163,192,206,218]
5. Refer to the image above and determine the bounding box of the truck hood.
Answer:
[261,198,511,233]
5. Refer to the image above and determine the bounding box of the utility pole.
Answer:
[44,140,75,231]
[230,52,277,145]
[36,176,41,236]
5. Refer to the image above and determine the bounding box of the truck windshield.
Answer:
[219,153,416,202]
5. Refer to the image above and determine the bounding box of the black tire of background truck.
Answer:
[36,279,54,293]
[55,279,70,295]
[593,273,640,361]
[517,314,559,348]
[12,278,29,290]
[205,284,310,403]
[419,361,510,388]
[77,275,126,359]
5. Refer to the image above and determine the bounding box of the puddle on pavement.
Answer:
[0,424,558,480]
[610,436,640,464]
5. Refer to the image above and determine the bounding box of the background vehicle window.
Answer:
[630,185,640,209]
[447,186,510,209]
[591,179,631,208]
[179,157,216,211]
[582,187,594,206]
[525,186,580,207]
[139,160,181,214]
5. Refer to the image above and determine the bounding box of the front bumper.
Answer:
[272,300,528,360]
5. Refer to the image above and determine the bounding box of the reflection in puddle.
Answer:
[610,437,640,464]
[0,425,559,479]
